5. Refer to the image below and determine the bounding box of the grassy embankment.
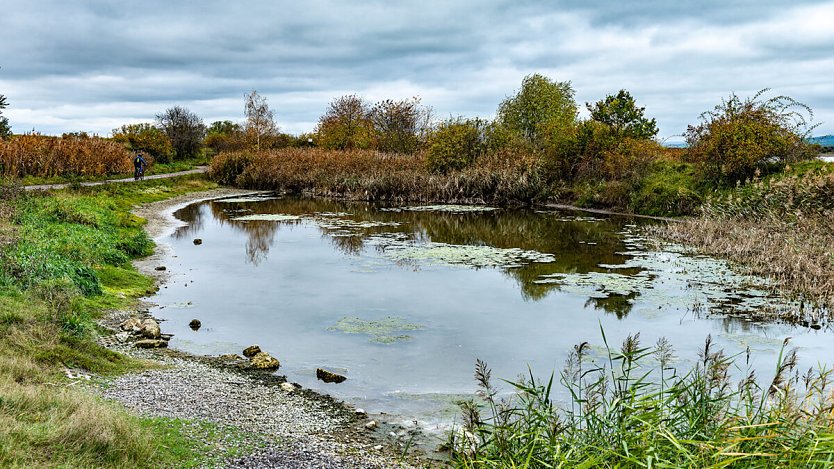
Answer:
[208,147,702,215]
[0,175,262,468]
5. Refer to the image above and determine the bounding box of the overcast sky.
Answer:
[1,0,833,141]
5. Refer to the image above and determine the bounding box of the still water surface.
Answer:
[150,195,832,431]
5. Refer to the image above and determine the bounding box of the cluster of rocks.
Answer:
[118,316,171,348]
[214,344,282,371]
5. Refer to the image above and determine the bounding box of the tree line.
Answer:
[0,74,821,186]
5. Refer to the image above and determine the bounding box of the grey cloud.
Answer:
[0,0,832,137]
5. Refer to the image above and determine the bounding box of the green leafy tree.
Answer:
[205,120,246,153]
[686,90,818,185]
[156,106,206,160]
[208,120,241,136]
[496,74,577,147]
[370,97,432,154]
[587,90,658,140]
[426,118,488,172]
[0,93,11,138]
[316,94,375,150]
[112,123,173,161]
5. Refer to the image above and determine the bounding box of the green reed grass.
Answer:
[450,328,834,468]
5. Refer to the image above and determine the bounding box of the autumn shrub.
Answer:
[686,90,818,185]
[426,118,488,173]
[111,123,172,162]
[206,151,256,186]
[0,135,132,177]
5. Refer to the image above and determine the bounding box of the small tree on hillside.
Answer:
[370,97,432,154]
[587,90,658,140]
[0,93,11,138]
[244,90,278,151]
[156,106,206,160]
[316,94,374,150]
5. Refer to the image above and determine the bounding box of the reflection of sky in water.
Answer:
[156,196,833,432]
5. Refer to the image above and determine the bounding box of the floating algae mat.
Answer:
[328,316,424,344]
[372,238,556,268]
[384,204,499,213]
[232,213,301,222]
[215,194,280,203]
[536,229,796,315]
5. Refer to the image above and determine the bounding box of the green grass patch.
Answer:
[0,174,232,467]
[631,160,703,216]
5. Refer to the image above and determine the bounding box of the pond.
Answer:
[150,195,832,434]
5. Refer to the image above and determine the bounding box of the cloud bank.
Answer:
[1,0,832,140]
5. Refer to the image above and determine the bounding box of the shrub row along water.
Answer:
[208,147,705,215]
[209,148,550,206]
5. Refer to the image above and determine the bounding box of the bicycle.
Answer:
[134,166,145,181]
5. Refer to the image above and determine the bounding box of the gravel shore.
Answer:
[95,190,424,468]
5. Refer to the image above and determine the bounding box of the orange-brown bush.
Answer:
[0,135,133,177]
[210,147,548,205]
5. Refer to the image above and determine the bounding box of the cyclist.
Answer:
[133,152,147,181]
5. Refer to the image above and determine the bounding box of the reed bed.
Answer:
[209,148,549,205]
[0,135,133,177]
[451,331,834,467]
[653,169,834,317]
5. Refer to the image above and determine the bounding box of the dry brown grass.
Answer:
[653,169,834,320]
[210,147,549,205]
[0,135,132,177]
[0,371,158,468]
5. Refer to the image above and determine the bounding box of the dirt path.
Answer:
[23,166,208,191]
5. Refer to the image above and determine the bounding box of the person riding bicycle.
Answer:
[133,152,147,180]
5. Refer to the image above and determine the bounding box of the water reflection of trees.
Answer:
[186,196,650,316]
[173,202,285,265]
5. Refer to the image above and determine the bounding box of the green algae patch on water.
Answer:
[328,316,424,344]
[384,204,499,213]
[314,217,400,231]
[232,213,302,222]
[536,228,801,316]
[373,239,556,269]
[215,195,280,203]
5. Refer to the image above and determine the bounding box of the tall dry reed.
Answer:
[209,147,549,205]
[653,169,834,319]
[0,135,132,177]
